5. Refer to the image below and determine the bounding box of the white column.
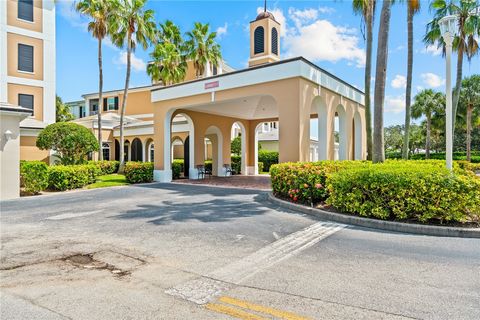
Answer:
[445,34,453,171]
[142,141,146,162]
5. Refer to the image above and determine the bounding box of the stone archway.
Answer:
[205,125,224,176]
[131,138,143,162]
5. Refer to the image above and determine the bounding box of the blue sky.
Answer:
[56,0,479,128]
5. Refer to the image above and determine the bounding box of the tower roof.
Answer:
[255,11,276,22]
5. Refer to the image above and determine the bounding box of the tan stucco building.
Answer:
[1,0,56,163]
[72,8,365,182]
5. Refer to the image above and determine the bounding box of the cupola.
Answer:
[248,2,280,67]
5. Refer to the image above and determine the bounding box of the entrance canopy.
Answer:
[151,57,366,182]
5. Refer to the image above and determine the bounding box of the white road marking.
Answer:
[166,221,345,304]
[46,210,103,221]
[272,231,280,240]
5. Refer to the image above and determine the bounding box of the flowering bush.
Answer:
[271,160,480,224]
[124,162,154,184]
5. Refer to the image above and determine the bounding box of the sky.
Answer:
[56,0,479,129]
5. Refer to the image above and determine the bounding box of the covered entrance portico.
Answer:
[151,58,366,182]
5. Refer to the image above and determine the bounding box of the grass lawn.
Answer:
[87,174,129,189]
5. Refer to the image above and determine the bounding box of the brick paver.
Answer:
[173,175,271,190]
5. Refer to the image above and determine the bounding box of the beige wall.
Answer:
[7,83,43,121]
[7,32,44,81]
[7,0,43,33]
[152,76,366,176]
[20,136,49,162]
[249,17,280,66]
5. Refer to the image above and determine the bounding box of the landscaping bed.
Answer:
[20,160,153,195]
[270,160,480,227]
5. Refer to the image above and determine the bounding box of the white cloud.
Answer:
[391,75,406,89]
[216,23,228,39]
[422,45,442,56]
[385,95,405,114]
[114,52,146,72]
[57,0,88,29]
[421,73,445,88]
[256,7,288,36]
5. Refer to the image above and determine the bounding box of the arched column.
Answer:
[335,104,348,160]
[354,111,363,160]
[153,108,174,182]
[231,121,247,175]
[205,126,225,176]
[312,96,330,160]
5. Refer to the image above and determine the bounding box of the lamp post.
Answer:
[438,15,458,171]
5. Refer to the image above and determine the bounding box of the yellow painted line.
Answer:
[219,296,311,320]
[205,303,267,320]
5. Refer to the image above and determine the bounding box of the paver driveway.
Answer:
[1,183,479,319]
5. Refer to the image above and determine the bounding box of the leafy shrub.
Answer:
[258,161,264,173]
[88,160,119,175]
[231,155,241,174]
[326,164,480,223]
[124,162,153,183]
[36,122,99,165]
[258,150,279,172]
[271,160,480,224]
[20,161,49,194]
[270,161,363,204]
[48,164,100,191]
[172,159,184,179]
[457,161,480,173]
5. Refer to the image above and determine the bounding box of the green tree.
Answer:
[424,0,480,133]
[147,20,187,85]
[186,22,222,77]
[352,0,376,160]
[231,136,241,156]
[458,75,480,160]
[36,122,99,165]
[76,0,113,160]
[373,0,393,163]
[55,95,74,122]
[411,89,446,158]
[110,0,156,172]
[384,125,405,153]
[402,0,421,159]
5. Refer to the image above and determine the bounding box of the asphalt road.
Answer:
[1,183,479,320]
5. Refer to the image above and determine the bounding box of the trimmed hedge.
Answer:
[20,161,49,194]
[48,164,100,191]
[172,160,184,179]
[88,160,119,175]
[271,160,480,224]
[125,162,154,183]
[258,150,278,172]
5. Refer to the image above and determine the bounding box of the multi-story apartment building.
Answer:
[1,0,56,162]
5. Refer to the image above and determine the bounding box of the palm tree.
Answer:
[110,0,156,172]
[147,20,187,85]
[458,75,480,161]
[373,0,393,163]
[185,22,222,77]
[402,0,421,159]
[352,0,376,160]
[76,0,112,160]
[424,0,480,134]
[411,89,446,158]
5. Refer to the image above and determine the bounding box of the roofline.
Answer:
[82,84,154,99]
[151,56,364,96]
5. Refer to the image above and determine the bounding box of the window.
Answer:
[18,0,33,22]
[254,26,264,54]
[271,27,278,55]
[103,97,118,111]
[102,143,110,161]
[18,94,34,114]
[90,99,99,115]
[149,143,154,162]
[18,44,34,72]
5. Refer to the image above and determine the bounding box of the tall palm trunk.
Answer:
[373,0,392,163]
[365,10,373,160]
[118,33,132,173]
[426,113,431,159]
[97,38,103,161]
[452,45,464,134]
[466,103,472,161]
[402,8,414,159]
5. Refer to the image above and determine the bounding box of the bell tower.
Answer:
[248,1,281,67]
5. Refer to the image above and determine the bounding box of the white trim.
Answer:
[129,113,153,119]
[1,0,8,103]
[19,127,42,136]
[248,54,280,62]
[5,26,45,41]
[205,125,225,176]
[152,59,364,105]
[253,122,263,175]
[154,170,172,183]
[6,76,44,87]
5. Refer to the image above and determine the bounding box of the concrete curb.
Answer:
[268,193,480,239]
